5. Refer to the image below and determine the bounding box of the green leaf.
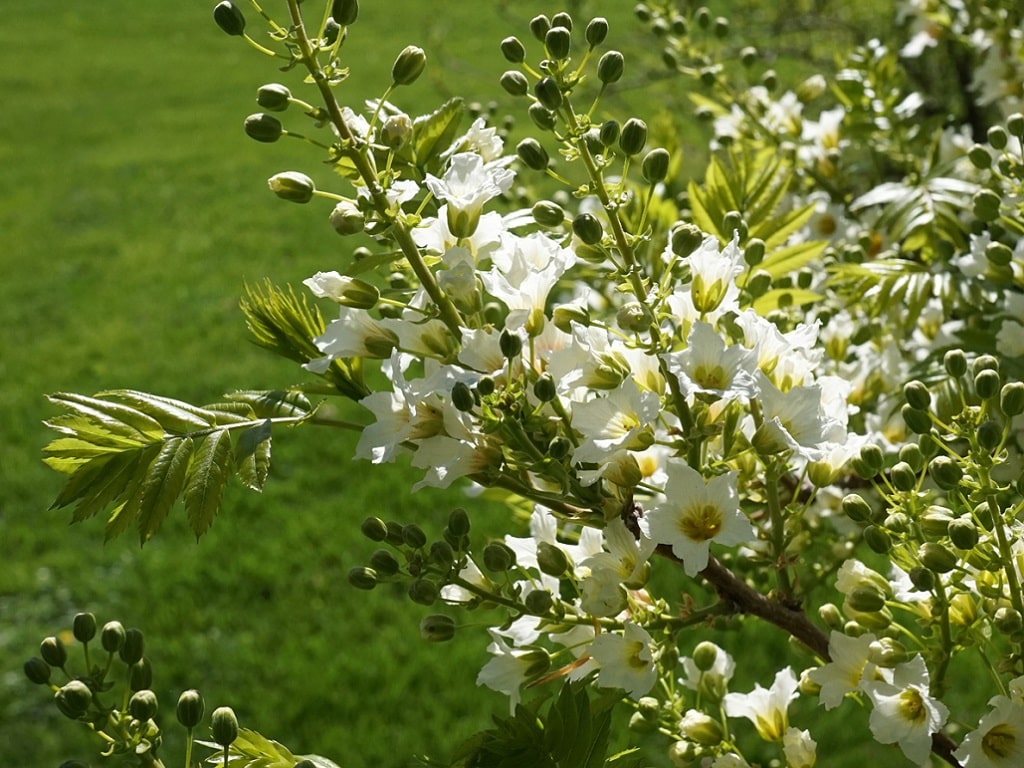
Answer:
[235,419,273,491]
[754,239,828,281]
[196,727,308,768]
[227,389,314,420]
[137,436,194,544]
[751,287,822,315]
[99,389,214,433]
[104,444,163,542]
[184,429,234,540]
[408,97,464,172]
[46,392,164,441]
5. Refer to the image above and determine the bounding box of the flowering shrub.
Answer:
[24,0,1024,766]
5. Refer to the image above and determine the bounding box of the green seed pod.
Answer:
[903,380,931,410]
[841,493,873,523]
[256,83,291,112]
[408,578,439,606]
[348,566,378,590]
[618,117,647,155]
[920,505,954,537]
[929,455,963,490]
[551,11,573,30]
[597,50,625,84]
[948,517,979,550]
[213,1,246,36]
[120,628,144,665]
[73,612,97,644]
[967,144,993,170]
[500,70,530,97]
[516,138,549,171]
[691,640,720,672]
[987,125,1009,150]
[846,585,886,613]
[129,689,159,722]
[898,443,925,472]
[55,680,93,720]
[536,541,570,576]
[524,589,554,615]
[533,373,557,402]
[129,658,152,692]
[908,566,935,591]
[391,45,426,86]
[500,36,526,63]
[545,26,571,60]
[532,200,565,227]
[244,113,283,143]
[331,0,359,25]
[420,614,456,642]
[919,541,958,573]
[528,103,557,131]
[211,706,239,748]
[641,147,670,183]
[447,507,471,536]
[268,172,315,204]
[101,621,126,653]
[977,420,1004,452]
[176,689,205,729]
[863,524,891,554]
[482,541,517,572]
[361,516,388,541]
[585,17,609,47]
[943,349,968,378]
[529,14,551,42]
[598,119,620,147]
[995,606,1024,634]
[572,213,604,245]
[368,549,400,577]
[670,222,704,256]
[40,636,67,668]
[973,189,1002,222]
[402,524,428,549]
[901,404,932,435]
[500,329,523,359]
[889,461,917,492]
[534,77,563,111]
[975,368,1002,400]
[23,657,51,685]
[1001,381,1024,416]
[450,380,475,412]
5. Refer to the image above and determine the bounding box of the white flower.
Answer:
[723,666,800,742]
[808,630,877,710]
[684,233,744,315]
[425,152,514,237]
[956,695,1024,767]
[662,320,759,405]
[480,231,575,330]
[783,726,817,768]
[640,461,754,576]
[862,655,948,765]
[476,630,547,712]
[572,377,661,465]
[589,621,658,699]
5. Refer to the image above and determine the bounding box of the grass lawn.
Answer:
[1,1,910,766]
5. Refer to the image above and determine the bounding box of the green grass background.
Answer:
[1,1,909,766]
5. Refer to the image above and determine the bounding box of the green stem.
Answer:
[183,727,194,768]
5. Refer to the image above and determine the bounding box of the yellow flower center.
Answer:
[679,503,723,542]
[626,640,648,669]
[983,724,1016,760]
[693,363,727,390]
[899,689,926,724]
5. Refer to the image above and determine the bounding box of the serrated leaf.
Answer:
[184,429,234,540]
[47,392,164,440]
[409,97,464,171]
[101,389,214,433]
[105,444,163,542]
[137,436,194,544]
[227,389,313,420]
[235,420,272,491]
[43,436,131,461]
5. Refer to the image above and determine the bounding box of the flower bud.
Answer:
[348,566,378,590]
[889,461,917,493]
[987,125,1009,150]
[213,1,246,36]
[973,189,1001,222]
[120,628,144,665]
[129,689,159,722]
[177,689,205,729]
[942,349,967,378]
[256,83,291,112]
[906,565,934,591]
[55,680,93,720]
[533,373,557,402]
[818,602,843,629]
[903,380,931,411]
[500,70,530,96]
[524,589,554,615]
[995,606,1024,634]
[448,507,471,536]
[529,14,551,42]
[586,17,609,47]
[516,138,549,171]
[482,541,517,572]
[266,173,313,204]
[901,405,932,435]
[572,213,603,245]
[977,420,1003,452]
[101,620,126,653]
[975,368,1001,400]
[368,549,400,577]
[597,50,625,84]
[528,103,557,131]
[690,640,720,672]
[680,710,723,746]
[500,329,523,358]
[545,26,571,60]
[40,636,67,668]
[618,118,647,156]
[23,657,51,685]
[869,637,909,668]
[948,517,979,550]
[929,455,962,491]
[391,45,426,86]
[616,302,648,333]
[402,523,428,549]
[331,0,359,25]
[380,114,414,149]
[420,614,456,642]
[863,524,891,554]
[1000,381,1024,417]
[429,540,454,567]
[846,585,886,613]
[500,36,526,63]
[551,11,573,30]
[130,658,152,691]
[534,77,563,111]
[536,541,570,576]
[244,113,283,143]
[449,380,476,412]
[211,706,239,748]
[745,270,772,299]
[408,578,439,606]
[919,541,959,573]
[532,200,565,227]
[669,223,704,257]
[841,493,873,523]
[548,436,571,460]
[361,516,388,542]
[641,147,670,183]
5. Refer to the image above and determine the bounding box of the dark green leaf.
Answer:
[137,436,194,544]
[184,430,234,540]
[227,389,314,420]
[409,97,464,172]
[235,420,273,491]
[46,392,164,440]
[100,389,215,433]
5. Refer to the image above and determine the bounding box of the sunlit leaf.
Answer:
[184,429,234,540]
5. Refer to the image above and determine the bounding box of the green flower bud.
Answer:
[863,524,891,554]
[213,1,246,36]
[968,144,993,170]
[680,710,723,746]
[572,213,603,245]
[40,636,67,668]
[322,17,342,46]
[691,640,720,672]
[641,147,670,183]
[129,689,159,722]
[450,380,476,412]
[244,113,283,143]
[745,270,772,299]
[889,461,917,492]
[586,17,609,47]
[903,380,931,410]
[381,113,414,149]
[551,12,573,30]
[534,77,563,111]
[975,368,1002,400]
[616,302,648,333]
[919,541,958,573]
[548,436,571,460]
[23,657,51,685]
[846,585,886,613]
[869,637,909,668]
[898,443,924,473]
[762,68,778,91]
[884,511,910,534]
[368,549,400,577]
[740,45,758,67]
[536,541,570,576]
[597,50,625,85]
[361,516,388,542]
[129,658,152,692]
[326,200,365,234]
[670,222,704,257]
[533,373,557,402]
[72,612,97,644]
[619,118,647,156]
[482,541,517,572]
[973,189,1001,222]
[267,173,316,206]
[524,589,554,615]
[516,138,549,171]
[500,36,526,63]
[500,70,530,97]
[348,566,378,590]
[529,14,551,42]
[545,26,571,60]
[500,329,523,359]
[598,119,620,147]
[101,620,126,653]
[211,706,239,747]
[120,628,144,665]
[532,200,565,227]
[331,0,359,25]
[402,523,427,549]
[818,602,844,629]
[429,540,454,567]
[528,103,557,131]
[447,507,471,536]
[986,242,1013,269]
[177,689,205,729]
[476,377,495,397]
[391,45,426,86]
[908,565,935,591]
[929,455,963,491]
[995,606,1024,634]
[948,517,979,550]
[256,83,291,112]
[901,404,932,435]
[943,349,968,378]
[408,578,439,606]
[977,419,1004,452]
[988,125,1009,150]
[920,505,954,537]
[420,614,456,642]
[1001,381,1024,416]
[55,680,93,720]
[841,493,873,523]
